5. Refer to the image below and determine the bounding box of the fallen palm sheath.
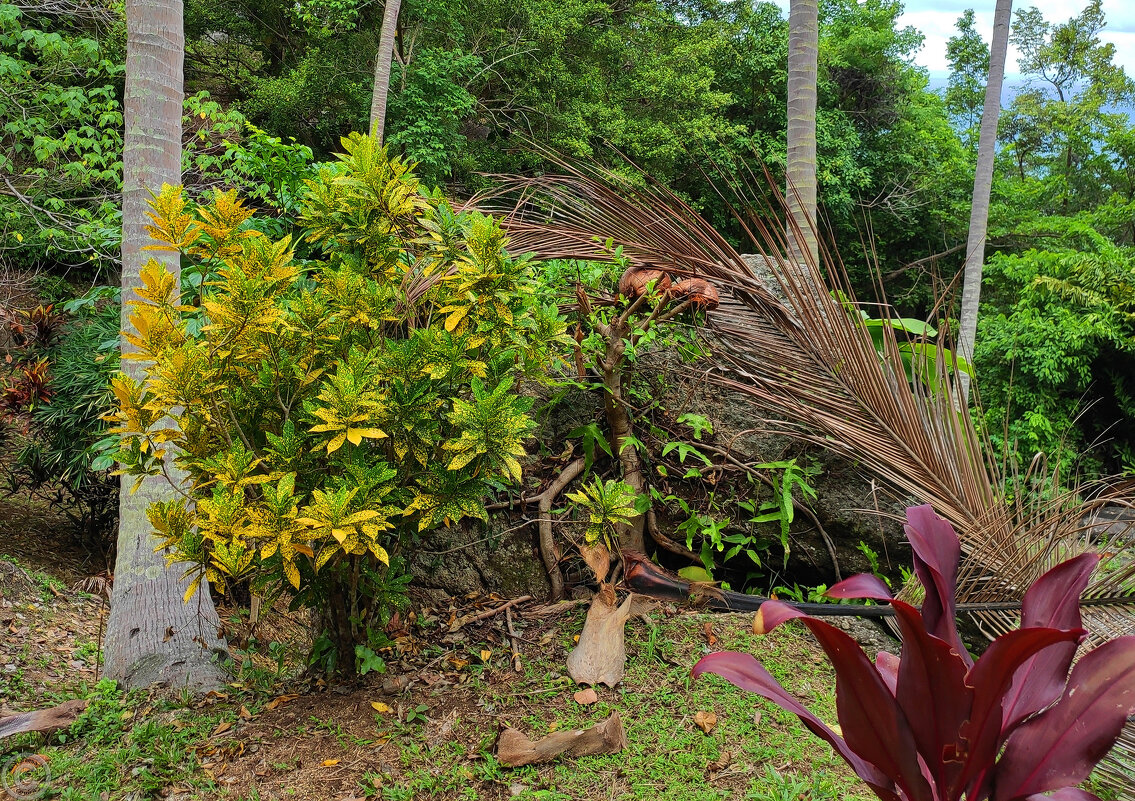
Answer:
[497,711,627,766]
[0,699,88,739]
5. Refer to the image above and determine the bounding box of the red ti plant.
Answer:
[692,505,1135,801]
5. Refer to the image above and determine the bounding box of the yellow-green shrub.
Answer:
[109,134,567,673]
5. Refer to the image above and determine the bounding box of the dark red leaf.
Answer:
[794,616,934,801]
[903,505,969,667]
[753,598,808,634]
[876,651,900,695]
[956,626,1086,800]
[993,636,1135,801]
[1002,554,1098,730]
[887,600,971,793]
[827,573,893,601]
[751,597,932,799]
[692,651,899,800]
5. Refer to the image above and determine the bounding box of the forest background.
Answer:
[3,0,1135,548]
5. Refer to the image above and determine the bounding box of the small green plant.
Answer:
[855,539,894,589]
[738,458,819,565]
[355,645,386,676]
[403,704,429,725]
[565,478,644,546]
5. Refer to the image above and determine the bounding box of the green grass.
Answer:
[2,608,871,800]
[1,680,234,800]
[370,612,873,801]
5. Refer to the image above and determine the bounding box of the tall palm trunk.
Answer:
[369,0,402,141]
[103,0,225,692]
[786,0,819,269]
[957,0,1013,402]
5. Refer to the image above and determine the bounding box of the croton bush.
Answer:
[109,133,567,672]
[694,504,1135,801]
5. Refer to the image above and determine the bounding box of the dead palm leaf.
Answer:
[474,153,1135,791]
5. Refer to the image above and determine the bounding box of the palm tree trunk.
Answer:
[786,0,819,269]
[103,0,226,692]
[957,0,1013,403]
[369,0,402,141]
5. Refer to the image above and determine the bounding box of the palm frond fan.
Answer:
[473,153,1135,794]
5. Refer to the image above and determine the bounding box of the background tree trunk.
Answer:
[786,0,819,268]
[369,0,402,141]
[103,0,226,692]
[957,0,1013,402]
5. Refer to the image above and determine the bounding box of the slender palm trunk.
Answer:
[786,0,819,269]
[958,0,1013,403]
[369,0,402,141]
[103,0,225,692]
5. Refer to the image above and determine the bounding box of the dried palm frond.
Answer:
[475,154,1135,791]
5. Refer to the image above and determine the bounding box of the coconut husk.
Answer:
[617,266,672,299]
[671,278,720,310]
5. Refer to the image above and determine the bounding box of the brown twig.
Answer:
[457,595,534,627]
[539,457,588,600]
[518,598,590,618]
[505,607,522,673]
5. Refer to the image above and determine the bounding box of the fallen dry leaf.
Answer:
[211,721,232,737]
[702,621,717,647]
[573,688,598,705]
[693,711,717,734]
[239,705,253,720]
[707,750,733,772]
[322,759,341,767]
[371,702,391,713]
[265,694,298,711]
[480,649,492,662]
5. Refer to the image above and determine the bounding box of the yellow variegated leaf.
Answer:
[502,454,523,482]
[183,574,204,603]
[447,450,477,472]
[315,546,337,570]
[348,427,386,444]
[327,432,347,453]
[283,559,301,589]
[444,307,469,332]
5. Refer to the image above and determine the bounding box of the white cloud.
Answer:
[902,0,1135,78]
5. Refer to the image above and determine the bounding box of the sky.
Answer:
[771,0,1135,80]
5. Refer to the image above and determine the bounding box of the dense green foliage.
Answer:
[107,136,567,672]
[4,0,1135,527]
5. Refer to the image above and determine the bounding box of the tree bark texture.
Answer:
[600,321,646,553]
[104,0,226,692]
[957,0,1013,402]
[786,0,819,268]
[369,0,402,141]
